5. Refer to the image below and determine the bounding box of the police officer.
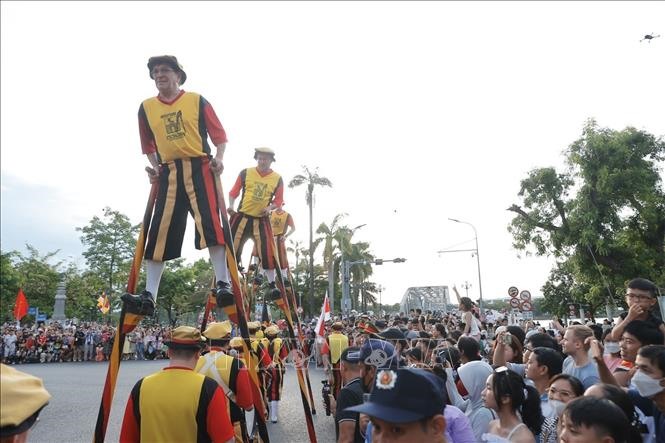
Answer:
[334,347,365,443]
[195,321,254,443]
[346,368,448,443]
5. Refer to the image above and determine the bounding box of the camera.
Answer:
[321,380,332,416]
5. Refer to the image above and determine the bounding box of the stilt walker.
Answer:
[121,55,234,316]
[264,325,288,423]
[95,54,254,442]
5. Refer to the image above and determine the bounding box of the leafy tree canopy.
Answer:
[508,120,665,317]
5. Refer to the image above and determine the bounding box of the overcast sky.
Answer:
[1,1,663,307]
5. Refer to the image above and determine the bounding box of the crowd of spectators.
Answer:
[316,277,665,443]
[1,321,173,365]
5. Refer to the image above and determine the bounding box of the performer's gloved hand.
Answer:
[210,157,224,174]
[145,166,160,184]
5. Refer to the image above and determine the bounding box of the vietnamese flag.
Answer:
[13,288,29,320]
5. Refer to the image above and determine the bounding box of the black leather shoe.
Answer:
[266,282,282,301]
[121,290,155,316]
[214,281,234,308]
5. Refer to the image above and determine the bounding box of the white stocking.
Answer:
[145,260,166,300]
[209,245,230,284]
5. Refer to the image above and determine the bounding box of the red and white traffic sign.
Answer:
[520,290,531,301]
[520,301,533,311]
[509,298,520,309]
[508,286,519,298]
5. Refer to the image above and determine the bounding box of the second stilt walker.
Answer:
[226,147,285,306]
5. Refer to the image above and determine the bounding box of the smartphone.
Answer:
[502,333,512,345]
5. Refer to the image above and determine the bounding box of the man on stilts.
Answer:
[269,206,295,287]
[226,148,284,307]
[122,55,233,315]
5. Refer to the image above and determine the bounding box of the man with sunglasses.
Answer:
[122,55,234,316]
[611,278,665,343]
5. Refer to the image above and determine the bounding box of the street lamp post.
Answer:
[462,281,472,298]
[341,257,405,317]
[377,284,384,315]
[332,223,367,315]
[448,218,484,316]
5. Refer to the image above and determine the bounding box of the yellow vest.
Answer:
[137,368,213,442]
[238,168,282,217]
[270,210,290,236]
[195,351,235,393]
[328,333,349,364]
[141,92,208,162]
[195,351,244,423]
[269,337,285,365]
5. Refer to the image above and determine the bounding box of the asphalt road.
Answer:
[19,359,336,443]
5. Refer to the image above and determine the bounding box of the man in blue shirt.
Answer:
[561,325,600,389]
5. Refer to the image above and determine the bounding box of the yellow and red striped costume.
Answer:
[228,167,284,270]
[138,91,228,261]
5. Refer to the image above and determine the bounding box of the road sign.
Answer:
[520,290,531,300]
[28,307,37,315]
[520,301,533,311]
[508,286,519,298]
[568,304,577,317]
[37,314,47,322]
[509,298,520,308]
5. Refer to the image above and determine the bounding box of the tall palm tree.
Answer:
[359,281,378,312]
[346,241,374,311]
[316,213,347,312]
[289,166,332,316]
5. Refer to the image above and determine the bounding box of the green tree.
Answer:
[149,259,197,326]
[11,245,62,319]
[358,281,378,312]
[508,120,665,316]
[77,207,139,293]
[63,265,105,320]
[289,166,332,315]
[0,251,22,321]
